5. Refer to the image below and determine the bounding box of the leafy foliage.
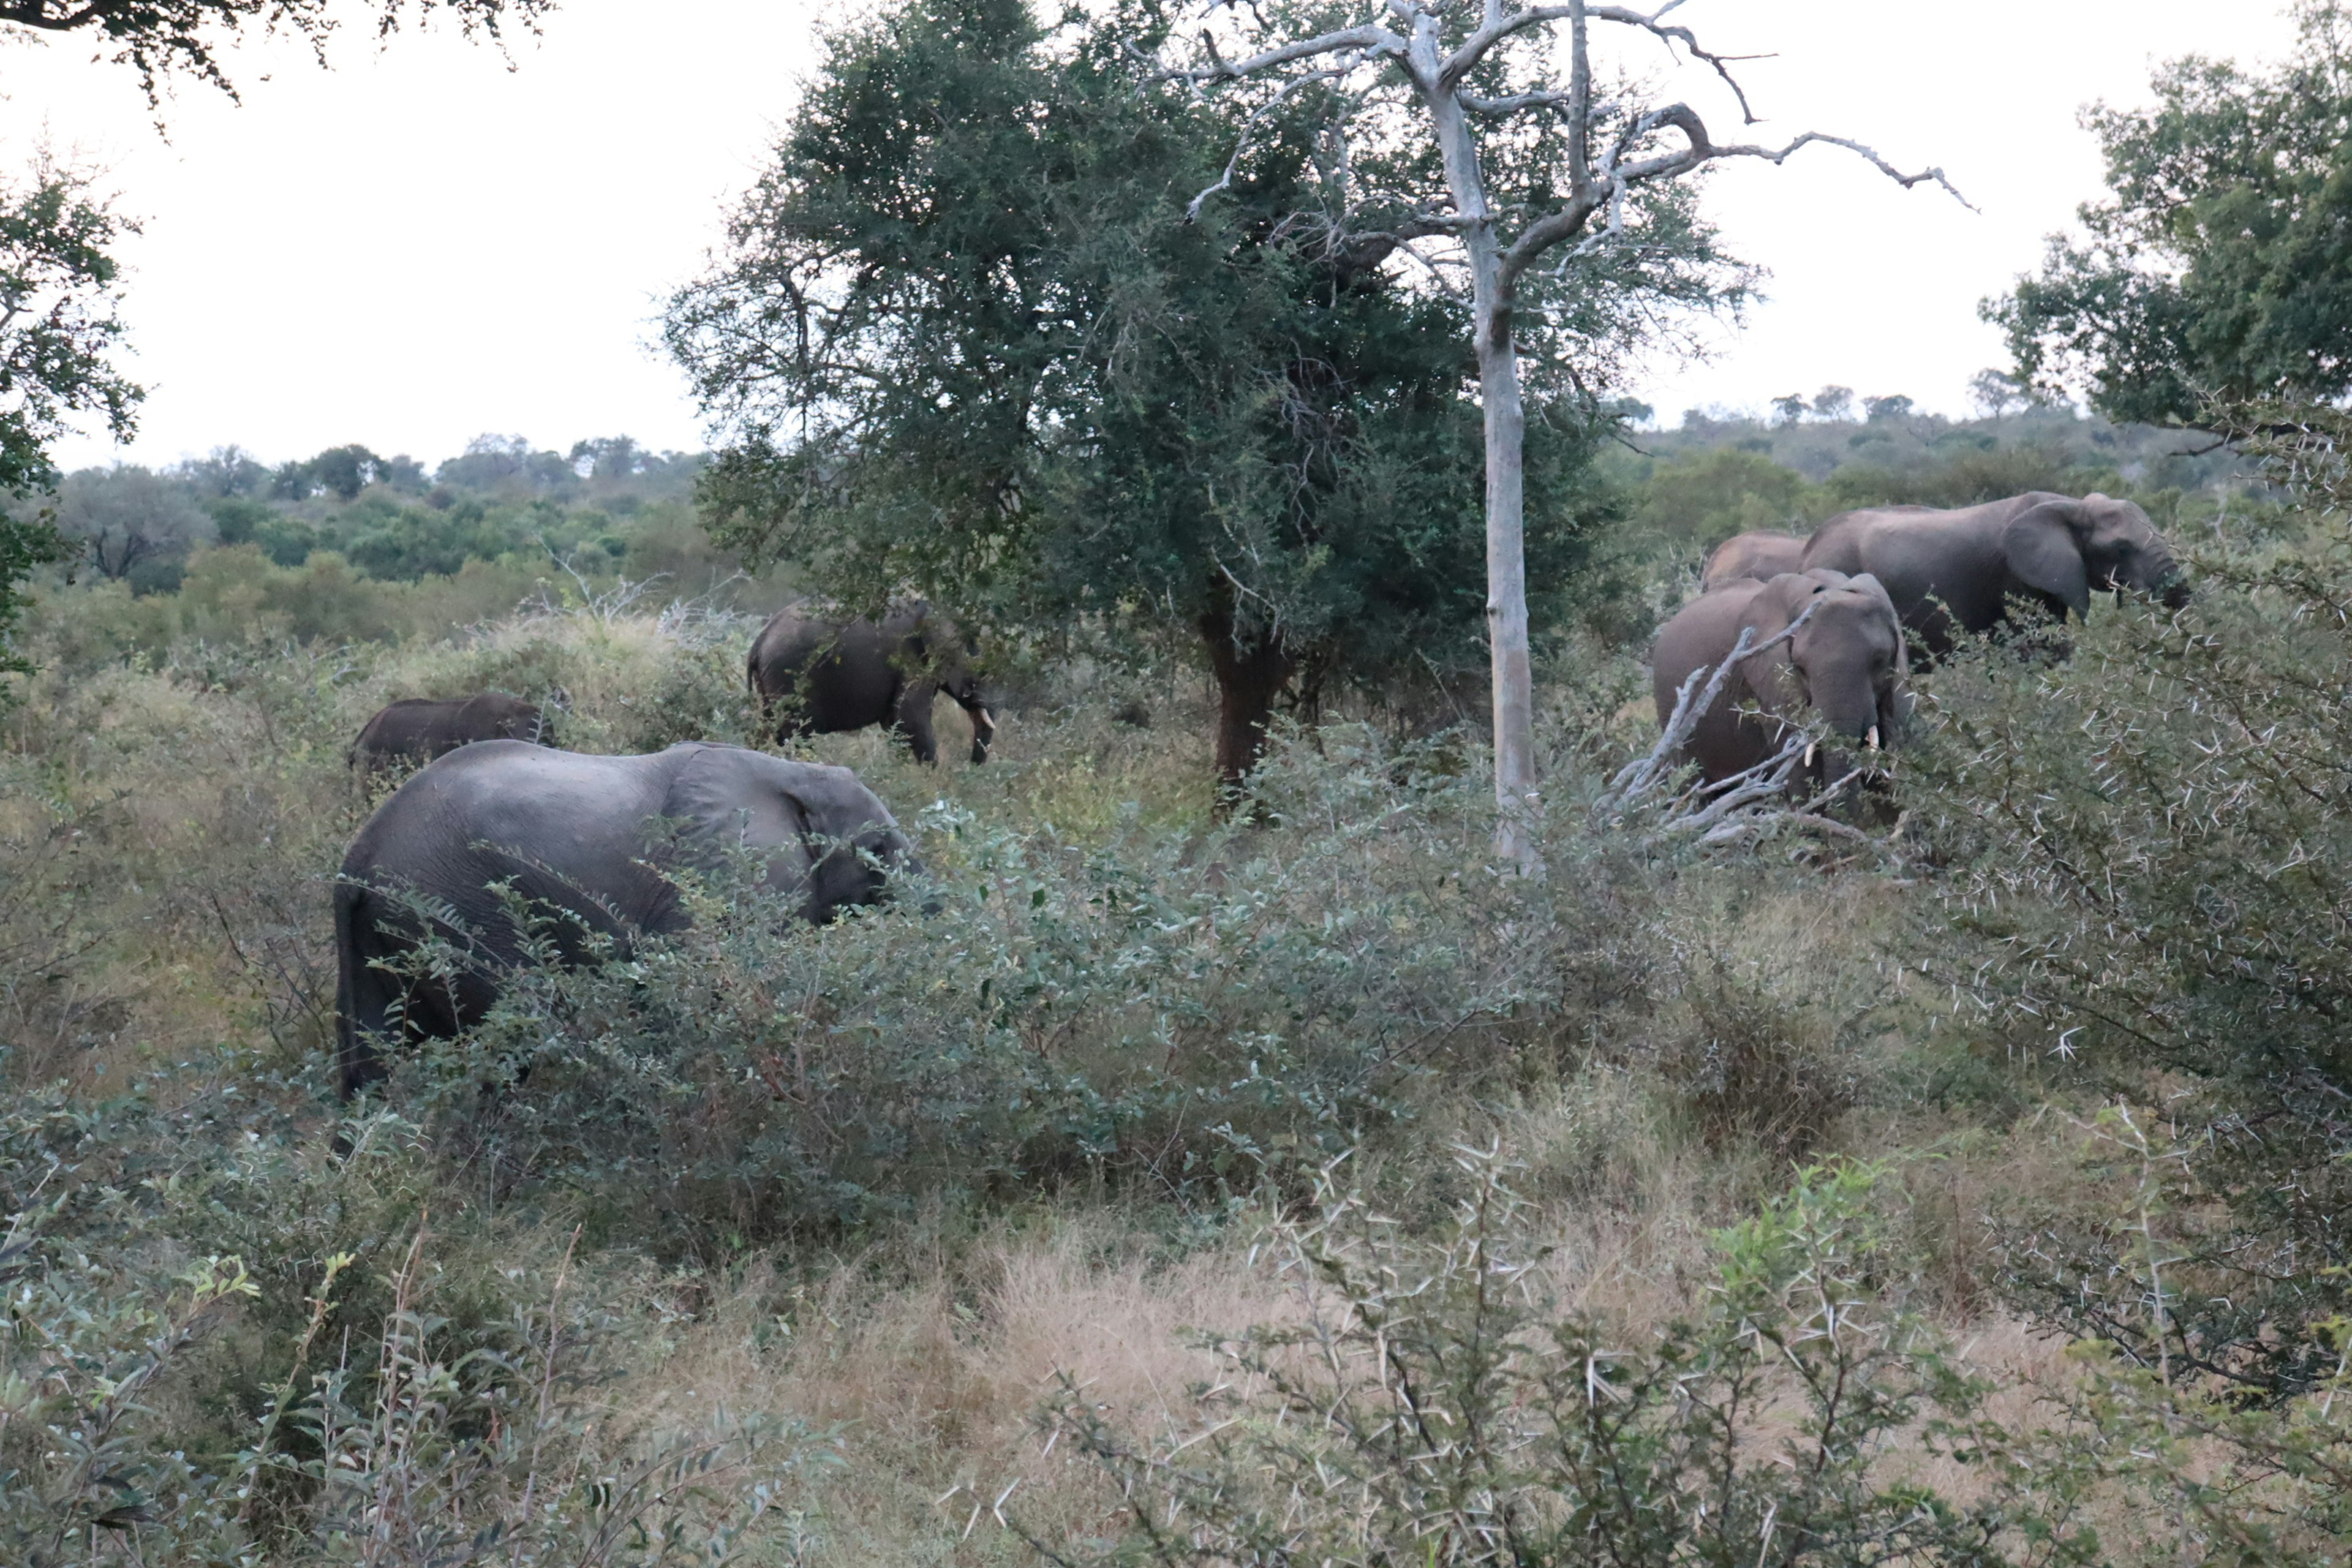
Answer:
[1987,2,2352,425]
[1904,404,2352,1401]
[0,508,64,690]
[0,155,140,499]
[380,726,1678,1253]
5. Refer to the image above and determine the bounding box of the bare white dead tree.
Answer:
[1154,0,1965,873]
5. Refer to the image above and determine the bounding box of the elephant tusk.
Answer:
[979,707,996,729]
[1803,741,1817,769]
[1866,725,1880,752]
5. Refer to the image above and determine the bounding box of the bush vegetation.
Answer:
[4,404,2351,1563]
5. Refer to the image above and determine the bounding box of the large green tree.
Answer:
[1989,1,2352,426]
[667,0,1714,790]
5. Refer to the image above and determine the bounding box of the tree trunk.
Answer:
[1200,606,1292,805]
[1473,288,1540,873]
[1421,49,1544,875]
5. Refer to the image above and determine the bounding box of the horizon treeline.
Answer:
[17,434,710,598]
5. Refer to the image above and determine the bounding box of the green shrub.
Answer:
[368,726,1692,1255]
[1902,405,2352,1400]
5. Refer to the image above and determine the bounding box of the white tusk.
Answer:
[1866,725,1880,752]
[1803,742,1817,769]
[979,708,995,728]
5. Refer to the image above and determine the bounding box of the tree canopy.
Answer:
[667,0,1725,783]
[1989,1,2352,426]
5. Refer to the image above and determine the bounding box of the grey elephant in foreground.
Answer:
[350,692,559,778]
[748,603,994,764]
[1653,569,1909,792]
[334,739,919,1098]
[1802,492,2187,660]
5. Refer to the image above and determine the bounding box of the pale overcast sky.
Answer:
[0,1,2306,470]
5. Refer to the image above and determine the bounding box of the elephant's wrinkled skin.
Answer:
[748,603,993,764]
[334,740,919,1098]
[350,692,552,778]
[1653,569,1909,793]
[1700,531,1807,591]
[1801,491,2187,660]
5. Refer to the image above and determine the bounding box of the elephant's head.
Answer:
[2004,492,2189,616]
[1744,569,1908,790]
[802,817,925,922]
[915,614,995,764]
[780,765,924,920]
[701,753,927,923]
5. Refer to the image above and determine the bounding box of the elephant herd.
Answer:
[1654,491,2187,790]
[334,492,2184,1102]
[333,602,986,1098]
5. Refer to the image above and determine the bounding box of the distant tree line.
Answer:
[17,435,707,597]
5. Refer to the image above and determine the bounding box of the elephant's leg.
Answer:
[895,683,941,764]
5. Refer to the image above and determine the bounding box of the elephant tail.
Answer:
[333,877,390,1102]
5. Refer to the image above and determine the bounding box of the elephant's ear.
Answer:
[1735,576,1812,710]
[663,747,818,888]
[1848,573,1910,675]
[2003,498,2091,615]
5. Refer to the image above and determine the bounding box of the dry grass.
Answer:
[617,1215,1289,1566]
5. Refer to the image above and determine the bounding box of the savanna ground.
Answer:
[5,418,2352,1565]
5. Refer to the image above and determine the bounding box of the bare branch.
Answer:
[1460,88,1579,118]
[1158,22,1406,88]
[1440,3,1575,88]
[1188,64,1359,220]
[1599,597,1821,810]
[1500,106,1969,287]
[1708,130,1976,210]
[1588,3,1769,124]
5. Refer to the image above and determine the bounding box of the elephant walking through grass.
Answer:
[747,603,993,764]
[334,739,919,1098]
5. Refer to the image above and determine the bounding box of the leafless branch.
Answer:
[1158,21,1405,88]
[1599,599,1819,809]
[1588,2,1768,123]
[1708,130,1975,209]
[1188,63,1360,219]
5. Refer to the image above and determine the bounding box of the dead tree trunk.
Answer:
[1417,36,1541,874]
[1200,604,1293,804]
[1157,0,1959,874]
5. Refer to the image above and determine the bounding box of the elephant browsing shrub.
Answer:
[377,728,1681,1253]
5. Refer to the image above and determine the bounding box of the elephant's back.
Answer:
[1701,532,1806,590]
[452,692,541,741]
[345,741,675,883]
[353,696,461,755]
